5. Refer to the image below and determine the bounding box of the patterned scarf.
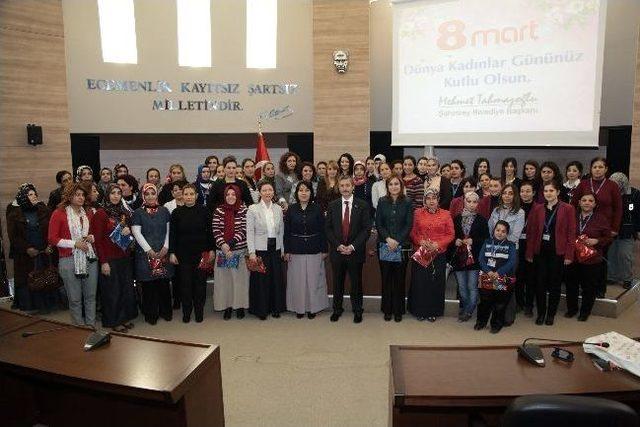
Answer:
[65,205,96,276]
[103,184,131,225]
[222,184,242,242]
[141,183,159,216]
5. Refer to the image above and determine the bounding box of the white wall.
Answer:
[370,0,640,131]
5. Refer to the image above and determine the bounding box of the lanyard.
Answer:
[590,178,606,196]
[579,213,592,234]
[490,239,497,258]
[544,204,558,233]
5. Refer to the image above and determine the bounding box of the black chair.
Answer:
[502,395,639,427]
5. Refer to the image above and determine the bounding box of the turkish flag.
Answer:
[254,131,271,180]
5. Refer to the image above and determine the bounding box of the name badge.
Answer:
[487,258,497,268]
[520,233,526,240]
[630,203,634,211]
[542,233,551,241]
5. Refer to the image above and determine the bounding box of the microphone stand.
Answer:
[518,337,610,367]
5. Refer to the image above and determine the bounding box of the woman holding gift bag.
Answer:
[212,184,250,320]
[132,183,173,325]
[284,181,329,319]
[408,188,454,322]
[565,192,611,321]
[169,184,215,323]
[375,176,413,322]
[247,180,285,320]
[91,184,138,332]
[451,192,489,322]
[475,221,517,334]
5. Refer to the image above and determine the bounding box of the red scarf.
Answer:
[222,184,242,241]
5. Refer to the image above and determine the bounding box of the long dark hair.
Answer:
[279,151,301,176]
[499,183,521,214]
[384,175,406,202]
[500,157,518,184]
[338,153,355,176]
[472,158,490,180]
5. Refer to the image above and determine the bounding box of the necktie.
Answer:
[342,200,350,243]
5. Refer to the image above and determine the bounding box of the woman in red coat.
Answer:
[570,157,622,298]
[90,184,138,332]
[571,157,622,234]
[408,188,454,322]
[565,192,612,321]
[525,181,576,326]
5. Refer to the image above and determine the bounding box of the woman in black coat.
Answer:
[284,181,329,318]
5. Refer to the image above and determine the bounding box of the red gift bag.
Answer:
[198,251,215,274]
[411,245,437,268]
[575,234,597,263]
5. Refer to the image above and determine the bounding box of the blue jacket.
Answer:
[478,238,517,276]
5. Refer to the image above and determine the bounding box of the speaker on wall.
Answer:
[27,124,43,146]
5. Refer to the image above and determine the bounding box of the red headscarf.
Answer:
[222,184,242,241]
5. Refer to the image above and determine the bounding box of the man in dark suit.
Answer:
[325,175,372,323]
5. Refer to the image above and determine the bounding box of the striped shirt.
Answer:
[212,205,248,250]
[404,175,424,210]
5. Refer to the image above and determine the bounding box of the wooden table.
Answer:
[0,308,224,427]
[390,343,640,427]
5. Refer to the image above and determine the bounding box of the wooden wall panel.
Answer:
[630,29,640,187]
[313,0,370,163]
[0,0,72,276]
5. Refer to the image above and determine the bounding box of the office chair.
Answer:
[502,395,639,427]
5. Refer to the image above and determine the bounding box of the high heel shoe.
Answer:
[223,308,233,320]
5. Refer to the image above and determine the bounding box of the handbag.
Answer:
[454,243,474,269]
[109,221,134,251]
[198,251,216,274]
[575,234,597,263]
[478,272,515,292]
[411,245,437,268]
[246,255,267,274]
[27,254,62,292]
[378,242,402,263]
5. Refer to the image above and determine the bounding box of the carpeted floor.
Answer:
[7,292,640,427]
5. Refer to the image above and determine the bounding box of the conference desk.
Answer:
[0,309,224,427]
[390,343,640,427]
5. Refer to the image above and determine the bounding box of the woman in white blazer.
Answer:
[247,180,285,319]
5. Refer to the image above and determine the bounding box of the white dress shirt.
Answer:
[342,195,354,221]
[261,200,276,238]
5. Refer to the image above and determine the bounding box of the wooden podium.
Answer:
[390,343,640,427]
[0,309,224,427]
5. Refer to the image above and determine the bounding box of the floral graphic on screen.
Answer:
[533,0,599,29]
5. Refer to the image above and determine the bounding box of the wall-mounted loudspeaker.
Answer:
[27,124,43,146]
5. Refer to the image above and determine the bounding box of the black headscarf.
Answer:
[102,183,131,224]
[16,183,37,211]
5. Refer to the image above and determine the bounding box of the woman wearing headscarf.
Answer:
[408,188,454,322]
[76,165,94,184]
[48,183,99,327]
[132,183,173,325]
[194,164,213,207]
[284,181,329,319]
[450,191,488,322]
[7,183,57,313]
[212,184,249,319]
[91,184,138,332]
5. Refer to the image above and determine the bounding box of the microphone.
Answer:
[517,337,610,367]
[22,326,73,338]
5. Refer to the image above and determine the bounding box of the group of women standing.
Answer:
[6,153,636,333]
